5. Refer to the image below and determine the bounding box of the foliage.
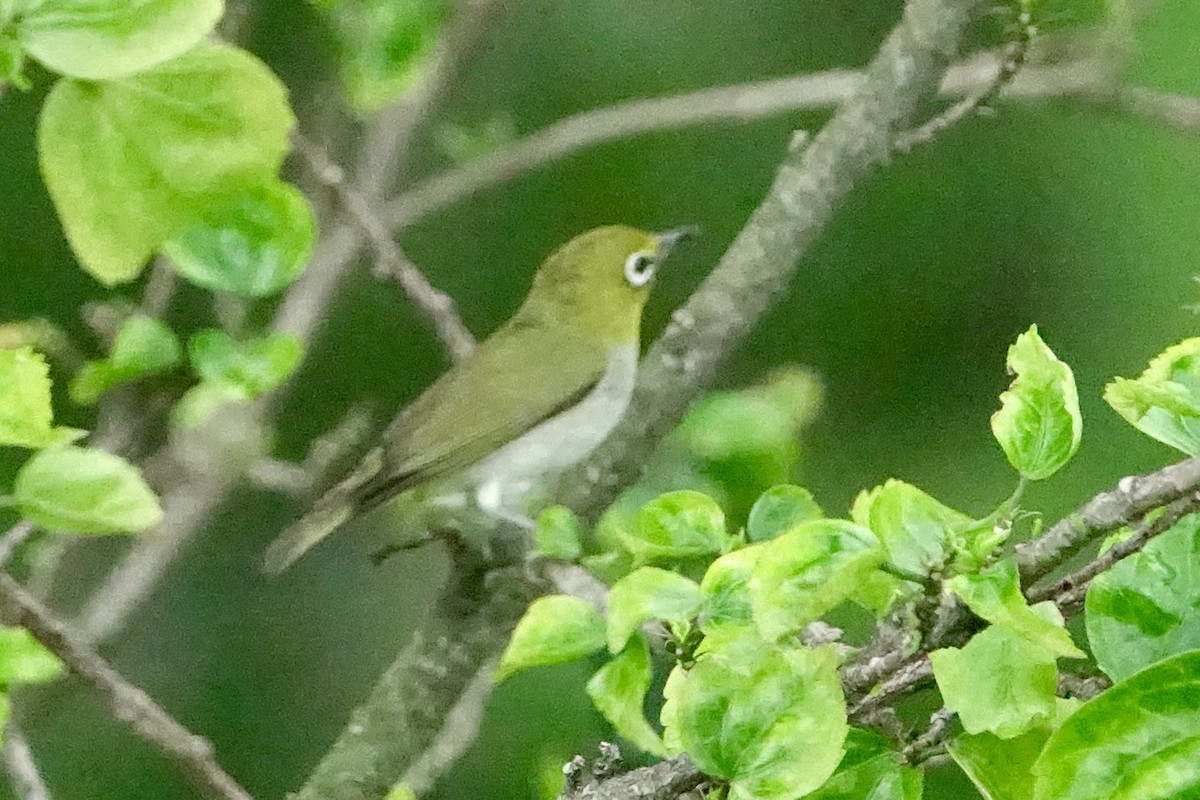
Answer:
[498,325,1200,800]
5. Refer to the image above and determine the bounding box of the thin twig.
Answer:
[291,132,476,360]
[1014,457,1200,583]
[894,5,1035,152]
[1032,492,1200,613]
[902,708,956,765]
[557,755,704,800]
[0,573,252,800]
[2,720,52,800]
[0,521,35,570]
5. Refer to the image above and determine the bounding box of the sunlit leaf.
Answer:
[69,315,181,404]
[38,42,293,284]
[746,484,822,543]
[1105,337,1200,456]
[749,519,883,641]
[13,445,162,534]
[662,627,847,800]
[852,479,971,576]
[17,0,222,79]
[0,347,84,448]
[534,506,583,561]
[586,633,666,756]
[700,544,765,630]
[493,595,605,683]
[620,490,729,564]
[0,627,63,687]
[606,567,702,653]
[806,729,923,800]
[163,179,315,297]
[1086,513,1200,682]
[991,325,1081,480]
[950,699,1081,800]
[1032,650,1200,800]
[948,558,1084,659]
[931,611,1060,738]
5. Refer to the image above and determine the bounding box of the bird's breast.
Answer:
[465,344,638,487]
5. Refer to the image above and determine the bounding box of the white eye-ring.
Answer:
[624,251,656,287]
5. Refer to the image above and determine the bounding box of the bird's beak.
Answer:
[654,226,697,260]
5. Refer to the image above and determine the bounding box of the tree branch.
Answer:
[290,132,476,360]
[2,721,52,800]
[559,0,991,518]
[557,756,704,800]
[1014,456,1200,582]
[0,573,252,800]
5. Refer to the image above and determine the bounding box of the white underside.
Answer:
[462,344,637,511]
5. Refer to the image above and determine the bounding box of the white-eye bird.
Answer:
[263,225,688,573]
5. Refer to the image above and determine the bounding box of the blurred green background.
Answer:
[3,0,1200,797]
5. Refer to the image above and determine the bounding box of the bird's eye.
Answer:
[624,251,656,287]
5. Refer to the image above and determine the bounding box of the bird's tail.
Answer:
[261,448,388,574]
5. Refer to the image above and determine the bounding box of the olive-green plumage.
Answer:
[263,225,684,573]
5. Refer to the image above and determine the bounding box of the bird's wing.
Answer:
[364,321,609,500]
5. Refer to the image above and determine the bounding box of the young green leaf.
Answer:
[852,479,971,576]
[1104,337,1200,455]
[0,347,84,448]
[0,626,64,687]
[163,179,316,297]
[534,506,583,561]
[14,445,162,534]
[38,42,293,284]
[69,315,181,404]
[990,325,1081,480]
[620,490,729,564]
[316,0,449,111]
[493,595,605,684]
[805,729,923,800]
[949,699,1081,800]
[700,544,765,630]
[931,612,1060,738]
[662,627,847,800]
[586,633,666,756]
[16,0,221,80]
[746,484,823,542]
[749,519,883,641]
[1085,513,1200,682]
[1032,650,1200,800]
[947,558,1084,658]
[606,567,703,653]
[188,330,303,396]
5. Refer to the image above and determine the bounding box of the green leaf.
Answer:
[13,445,162,534]
[749,519,883,641]
[990,325,1081,480]
[38,42,294,284]
[620,490,729,564]
[0,627,63,687]
[0,347,84,448]
[805,729,923,800]
[16,0,222,79]
[1033,650,1200,800]
[606,567,703,653]
[931,610,1061,738]
[316,0,450,111]
[1105,338,1200,455]
[853,479,972,576]
[171,381,251,429]
[700,544,765,630]
[586,633,666,756]
[746,484,823,543]
[163,179,316,297]
[948,558,1084,659]
[1086,513,1200,682]
[188,330,303,396]
[493,595,605,684]
[533,506,583,561]
[383,785,416,800]
[949,699,1081,800]
[0,33,28,89]
[69,315,181,404]
[662,627,847,800]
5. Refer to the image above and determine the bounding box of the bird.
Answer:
[262,224,689,573]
